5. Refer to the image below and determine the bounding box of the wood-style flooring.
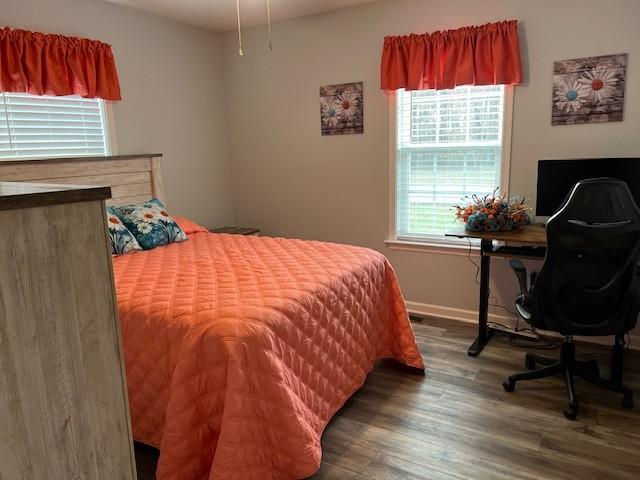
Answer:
[135,317,640,479]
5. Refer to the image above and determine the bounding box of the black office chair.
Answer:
[503,178,640,420]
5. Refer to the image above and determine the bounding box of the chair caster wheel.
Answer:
[622,395,634,409]
[525,356,536,370]
[564,405,578,421]
[503,380,515,392]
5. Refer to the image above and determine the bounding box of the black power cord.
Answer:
[465,238,530,334]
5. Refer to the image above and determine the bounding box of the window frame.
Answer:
[103,101,119,156]
[0,93,118,161]
[387,85,514,251]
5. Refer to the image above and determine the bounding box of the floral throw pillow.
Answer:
[106,207,142,255]
[115,199,187,250]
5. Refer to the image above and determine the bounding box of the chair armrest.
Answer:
[510,259,528,295]
[515,293,535,321]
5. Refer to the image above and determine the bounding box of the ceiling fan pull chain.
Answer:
[266,0,273,51]
[236,0,244,56]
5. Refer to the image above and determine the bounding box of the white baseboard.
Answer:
[405,300,515,325]
[405,299,640,351]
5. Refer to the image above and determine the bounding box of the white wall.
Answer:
[5,0,638,342]
[222,0,640,341]
[3,0,234,227]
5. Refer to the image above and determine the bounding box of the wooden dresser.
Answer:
[0,182,137,479]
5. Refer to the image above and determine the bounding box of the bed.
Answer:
[0,154,424,480]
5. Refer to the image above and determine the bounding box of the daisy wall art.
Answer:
[320,82,364,135]
[552,53,627,125]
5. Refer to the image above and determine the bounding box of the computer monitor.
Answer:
[536,158,640,217]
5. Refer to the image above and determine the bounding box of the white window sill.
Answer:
[384,238,479,257]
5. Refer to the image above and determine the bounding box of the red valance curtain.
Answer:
[0,27,121,101]
[381,20,522,91]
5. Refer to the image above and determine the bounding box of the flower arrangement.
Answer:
[455,189,531,232]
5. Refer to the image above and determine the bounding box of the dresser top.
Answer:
[0,182,112,211]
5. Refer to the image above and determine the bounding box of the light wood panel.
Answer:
[0,198,137,479]
[150,157,165,206]
[114,194,161,207]
[0,182,112,211]
[135,318,640,480]
[0,154,165,207]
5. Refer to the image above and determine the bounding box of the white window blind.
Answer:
[395,85,505,239]
[0,93,110,160]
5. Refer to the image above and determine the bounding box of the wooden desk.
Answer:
[450,223,547,246]
[446,224,547,356]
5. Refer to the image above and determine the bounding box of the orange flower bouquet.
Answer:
[455,189,531,232]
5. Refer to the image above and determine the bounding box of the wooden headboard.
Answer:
[0,154,165,207]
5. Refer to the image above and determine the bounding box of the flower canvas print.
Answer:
[552,53,627,125]
[320,82,363,135]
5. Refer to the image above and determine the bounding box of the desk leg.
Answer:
[468,239,493,356]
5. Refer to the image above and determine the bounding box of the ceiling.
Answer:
[106,0,383,32]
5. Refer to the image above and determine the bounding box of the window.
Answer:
[393,85,510,241]
[0,93,112,160]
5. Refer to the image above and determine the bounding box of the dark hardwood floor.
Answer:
[135,317,640,479]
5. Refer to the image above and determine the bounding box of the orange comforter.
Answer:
[113,229,424,479]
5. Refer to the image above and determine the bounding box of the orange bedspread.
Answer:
[113,231,424,479]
